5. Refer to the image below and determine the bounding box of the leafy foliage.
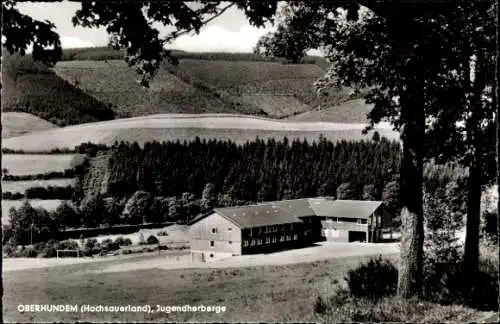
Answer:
[345,255,398,301]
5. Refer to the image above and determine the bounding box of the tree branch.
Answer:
[168,2,235,40]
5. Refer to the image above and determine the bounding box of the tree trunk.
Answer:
[463,49,486,297]
[463,162,482,278]
[495,0,500,314]
[397,85,425,299]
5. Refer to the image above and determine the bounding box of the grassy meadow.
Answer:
[2,253,492,323]
[1,154,86,176]
[1,179,75,193]
[2,114,399,152]
[2,112,58,138]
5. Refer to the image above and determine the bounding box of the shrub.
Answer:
[146,235,159,245]
[19,246,38,258]
[114,236,132,246]
[313,295,329,315]
[345,255,398,300]
[2,192,24,200]
[101,239,120,252]
[157,230,169,236]
[83,238,101,256]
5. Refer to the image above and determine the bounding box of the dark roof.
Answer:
[266,198,315,217]
[309,199,382,219]
[214,204,302,228]
[188,198,383,228]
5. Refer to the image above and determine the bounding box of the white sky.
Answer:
[15,1,322,55]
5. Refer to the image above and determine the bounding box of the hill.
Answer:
[52,60,262,118]
[2,53,115,126]
[3,47,365,126]
[286,99,374,123]
[52,57,333,119]
[1,112,58,138]
[1,114,398,152]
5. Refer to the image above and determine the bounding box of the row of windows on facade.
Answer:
[209,234,299,247]
[211,224,292,235]
[209,218,368,237]
[323,218,368,225]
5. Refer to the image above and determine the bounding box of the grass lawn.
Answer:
[2,253,491,323]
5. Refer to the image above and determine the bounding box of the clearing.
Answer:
[2,114,399,152]
[1,112,58,138]
[2,179,75,193]
[1,154,86,176]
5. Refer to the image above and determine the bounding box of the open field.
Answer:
[2,114,399,151]
[1,112,58,139]
[177,59,325,88]
[2,199,68,224]
[2,246,492,322]
[287,98,374,123]
[1,179,75,193]
[1,154,86,176]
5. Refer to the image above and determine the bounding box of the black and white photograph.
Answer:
[1,0,499,322]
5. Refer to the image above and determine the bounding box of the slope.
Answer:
[1,112,58,138]
[53,60,262,118]
[286,99,374,123]
[2,114,399,152]
[2,53,115,126]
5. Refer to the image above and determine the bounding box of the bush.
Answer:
[157,230,168,236]
[19,246,38,258]
[83,238,101,256]
[114,236,132,246]
[2,192,24,200]
[345,255,398,301]
[101,238,120,252]
[146,235,159,245]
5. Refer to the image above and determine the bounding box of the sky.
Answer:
[15,1,324,54]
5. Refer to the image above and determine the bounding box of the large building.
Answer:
[188,197,387,262]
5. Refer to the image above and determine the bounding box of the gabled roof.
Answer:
[309,199,382,219]
[266,198,315,218]
[214,204,302,228]
[188,198,383,228]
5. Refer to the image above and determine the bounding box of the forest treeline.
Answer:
[99,137,402,202]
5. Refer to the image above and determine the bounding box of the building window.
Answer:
[357,219,362,225]
[210,241,214,247]
[257,239,262,245]
[228,227,232,232]
[293,234,298,240]
[265,237,270,244]
[251,239,256,246]
[286,235,291,241]
[243,240,249,247]
[212,228,218,234]
[272,237,277,243]
[280,235,285,242]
